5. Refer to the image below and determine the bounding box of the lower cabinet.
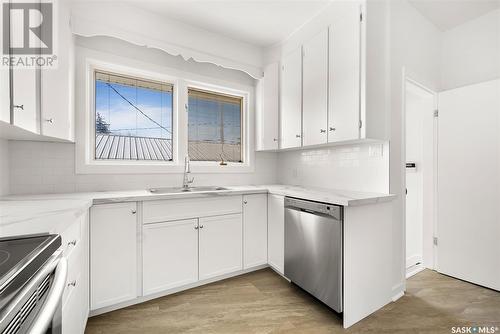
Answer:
[243,194,268,269]
[268,194,285,274]
[90,202,138,310]
[199,214,243,280]
[143,219,199,295]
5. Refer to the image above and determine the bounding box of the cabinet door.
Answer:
[267,194,284,274]
[280,48,302,149]
[328,5,361,142]
[41,0,74,140]
[90,202,138,310]
[199,214,242,280]
[256,62,279,151]
[303,28,329,146]
[243,194,268,269]
[143,219,199,295]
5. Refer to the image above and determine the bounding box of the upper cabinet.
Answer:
[256,62,279,151]
[328,5,362,142]
[0,0,75,142]
[302,28,329,146]
[280,47,303,149]
[256,2,383,151]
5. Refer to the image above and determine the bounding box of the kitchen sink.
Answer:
[149,186,229,194]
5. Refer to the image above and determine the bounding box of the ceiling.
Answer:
[409,0,500,31]
[123,1,331,47]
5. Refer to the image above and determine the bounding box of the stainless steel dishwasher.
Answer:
[284,197,343,313]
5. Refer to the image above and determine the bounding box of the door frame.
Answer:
[401,69,438,280]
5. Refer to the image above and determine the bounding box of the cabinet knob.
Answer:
[243,200,248,204]
[329,127,336,132]
[295,134,301,138]
[68,239,77,246]
[320,129,326,133]
[45,118,54,124]
[67,280,77,287]
[199,225,204,229]
[13,104,24,110]
[194,225,199,230]
[131,209,137,214]
[273,138,278,142]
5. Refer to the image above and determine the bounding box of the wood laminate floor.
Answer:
[85,269,500,334]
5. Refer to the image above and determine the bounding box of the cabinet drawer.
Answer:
[143,196,243,223]
[60,217,81,258]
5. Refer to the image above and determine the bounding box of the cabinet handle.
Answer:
[67,240,77,246]
[243,200,248,204]
[273,138,278,142]
[199,225,204,229]
[13,104,24,110]
[320,129,326,133]
[131,210,137,214]
[329,127,336,132]
[295,134,301,138]
[194,225,199,230]
[67,280,77,287]
[45,118,54,124]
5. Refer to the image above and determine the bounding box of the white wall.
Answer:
[277,142,389,194]
[8,141,277,194]
[388,0,442,296]
[7,36,278,195]
[441,9,500,90]
[0,139,9,195]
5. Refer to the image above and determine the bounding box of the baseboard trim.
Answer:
[406,263,425,279]
[391,283,405,302]
[89,264,269,317]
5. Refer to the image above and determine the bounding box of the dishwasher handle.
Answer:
[284,197,342,220]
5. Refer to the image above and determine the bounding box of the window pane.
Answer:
[188,88,242,162]
[94,71,173,161]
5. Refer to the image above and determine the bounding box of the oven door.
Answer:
[1,251,67,334]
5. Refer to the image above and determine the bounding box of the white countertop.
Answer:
[0,185,394,235]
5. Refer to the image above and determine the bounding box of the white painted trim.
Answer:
[75,46,255,174]
[406,263,425,279]
[89,264,268,317]
[391,289,404,302]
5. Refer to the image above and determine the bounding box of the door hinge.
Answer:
[433,237,438,246]
[434,109,439,117]
[359,119,363,129]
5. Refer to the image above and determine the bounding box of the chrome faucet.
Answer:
[182,156,194,189]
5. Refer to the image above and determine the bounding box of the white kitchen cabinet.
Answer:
[256,62,280,151]
[302,28,329,146]
[280,47,303,149]
[328,5,361,142]
[143,219,199,295]
[90,202,138,310]
[243,194,268,269]
[199,214,243,280]
[41,0,75,140]
[267,194,284,274]
[11,69,40,133]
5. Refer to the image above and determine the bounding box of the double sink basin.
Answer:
[149,186,228,194]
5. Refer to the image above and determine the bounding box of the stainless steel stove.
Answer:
[0,234,67,334]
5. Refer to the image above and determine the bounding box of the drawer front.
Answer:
[60,216,82,258]
[143,196,243,223]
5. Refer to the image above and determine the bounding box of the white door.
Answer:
[437,79,500,290]
[328,5,361,142]
[267,194,284,274]
[143,219,199,295]
[280,47,302,149]
[302,28,328,146]
[243,194,268,269]
[90,202,138,310]
[199,214,243,280]
[256,62,279,151]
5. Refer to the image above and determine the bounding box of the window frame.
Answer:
[75,52,254,174]
[186,80,249,167]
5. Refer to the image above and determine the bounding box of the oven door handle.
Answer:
[28,256,68,334]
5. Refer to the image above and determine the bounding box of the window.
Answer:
[188,88,243,163]
[94,70,174,161]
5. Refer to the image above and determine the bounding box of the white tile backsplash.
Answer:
[0,139,9,195]
[8,141,278,195]
[277,142,390,194]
